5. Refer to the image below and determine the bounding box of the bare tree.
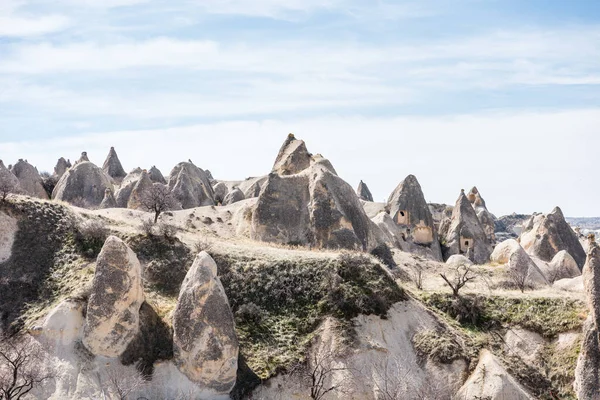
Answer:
[99,365,147,400]
[292,351,352,400]
[507,265,530,293]
[440,264,477,297]
[0,164,18,202]
[0,334,54,400]
[410,265,425,290]
[139,183,178,223]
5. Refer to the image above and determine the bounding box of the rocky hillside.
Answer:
[0,134,595,400]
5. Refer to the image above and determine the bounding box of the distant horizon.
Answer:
[1,0,599,217]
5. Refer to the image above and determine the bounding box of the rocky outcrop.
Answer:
[83,236,144,358]
[42,299,85,348]
[442,190,492,264]
[213,182,229,204]
[102,147,127,181]
[53,157,71,178]
[507,245,549,287]
[490,239,522,264]
[0,160,20,193]
[271,133,312,175]
[238,176,268,199]
[547,250,581,281]
[52,161,113,208]
[575,237,600,399]
[173,252,238,394]
[446,254,474,267]
[127,170,153,210]
[467,187,496,243]
[520,207,586,269]
[251,136,378,251]
[357,180,374,202]
[76,151,89,164]
[148,166,166,184]
[456,350,534,399]
[168,161,215,209]
[223,187,244,205]
[387,174,442,260]
[10,159,48,199]
[115,168,142,208]
[99,188,117,209]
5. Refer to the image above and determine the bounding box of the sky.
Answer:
[0,0,599,217]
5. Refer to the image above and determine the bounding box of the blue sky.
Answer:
[0,0,599,216]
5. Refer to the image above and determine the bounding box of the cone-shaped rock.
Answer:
[168,161,215,209]
[442,190,492,264]
[52,161,113,208]
[387,174,442,260]
[223,187,244,205]
[102,147,127,180]
[76,151,89,164]
[507,245,549,287]
[0,160,19,193]
[467,186,496,243]
[10,159,47,199]
[173,252,238,394]
[252,135,377,251]
[271,133,312,176]
[53,157,71,178]
[115,167,143,208]
[99,188,117,209]
[357,180,374,202]
[127,170,153,210]
[148,165,166,184]
[83,236,144,357]
[238,176,268,199]
[213,182,229,204]
[467,186,486,209]
[520,206,586,269]
[575,237,600,399]
[548,250,580,281]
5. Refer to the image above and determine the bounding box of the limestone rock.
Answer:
[442,190,492,264]
[467,187,496,243]
[387,174,442,260]
[76,151,89,164]
[223,187,244,205]
[456,350,534,400]
[10,159,48,199]
[213,182,229,204]
[507,245,549,287]
[520,207,586,269]
[357,180,374,202]
[173,252,238,393]
[168,161,215,209]
[148,166,166,184]
[446,254,474,268]
[490,239,522,264]
[101,147,127,180]
[42,299,85,348]
[53,157,71,178]
[127,170,153,210]
[252,137,377,251]
[238,176,268,199]
[83,236,144,358]
[0,160,20,194]
[52,161,113,208]
[99,188,117,209]
[271,133,312,176]
[575,315,600,400]
[553,275,583,292]
[115,168,142,208]
[546,250,581,281]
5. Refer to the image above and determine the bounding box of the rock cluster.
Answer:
[52,157,113,208]
[168,161,215,208]
[53,157,71,178]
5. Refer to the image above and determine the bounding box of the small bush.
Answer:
[39,172,58,198]
[140,218,154,236]
[236,303,267,325]
[370,243,396,268]
[156,222,177,239]
[194,238,213,254]
[74,219,110,258]
[413,329,465,364]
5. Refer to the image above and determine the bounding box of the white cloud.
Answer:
[0,0,69,37]
[1,109,598,216]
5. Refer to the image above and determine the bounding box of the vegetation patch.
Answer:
[413,329,466,364]
[214,251,406,379]
[539,338,582,400]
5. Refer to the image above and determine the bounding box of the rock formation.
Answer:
[357,180,374,202]
[387,174,442,260]
[507,245,549,287]
[99,188,117,209]
[51,160,113,208]
[213,182,229,204]
[53,157,71,178]
[83,236,144,358]
[442,189,492,264]
[168,161,215,209]
[148,165,166,184]
[545,250,581,281]
[173,252,238,394]
[42,299,85,348]
[467,187,496,243]
[575,236,600,399]
[76,151,89,164]
[251,135,378,251]
[102,147,127,180]
[520,206,586,269]
[238,176,268,199]
[10,159,48,199]
[0,160,20,194]
[115,168,143,208]
[127,170,153,210]
[223,187,245,205]
[490,239,522,264]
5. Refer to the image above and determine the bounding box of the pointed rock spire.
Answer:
[148,165,166,184]
[99,188,117,209]
[272,133,312,176]
[77,151,89,164]
[53,157,71,178]
[357,180,374,202]
[128,170,154,210]
[102,147,126,179]
[10,159,47,199]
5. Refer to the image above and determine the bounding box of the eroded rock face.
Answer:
[238,176,268,199]
[52,161,113,208]
[456,350,534,400]
[148,166,166,184]
[0,160,20,195]
[548,250,581,281]
[213,182,229,204]
[127,170,153,210]
[490,239,521,264]
[173,252,238,394]
[467,187,496,244]
[520,207,586,269]
[42,299,85,348]
[102,147,127,180]
[0,211,18,263]
[442,190,492,265]
[223,187,245,206]
[99,188,117,209]
[53,157,71,178]
[507,246,548,287]
[357,180,374,202]
[387,174,442,260]
[11,159,48,199]
[168,161,215,209]
[83,236,144,358]
[251,138,377,251]
[115,168,142,208]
